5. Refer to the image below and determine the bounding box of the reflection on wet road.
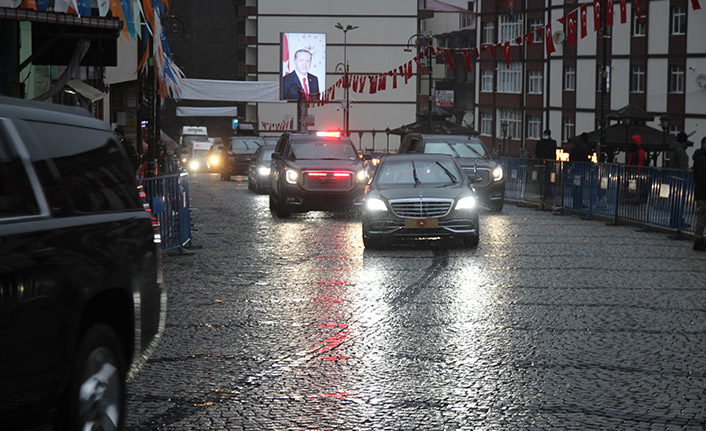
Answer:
[127,173,706,430]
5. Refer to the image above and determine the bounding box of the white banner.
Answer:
[179,79,283,103]
[176,106,238,117]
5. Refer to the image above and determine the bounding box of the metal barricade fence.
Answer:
[139,172,193,253]
[501,158,695,236]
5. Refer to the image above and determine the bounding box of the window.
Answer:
[596,65,611,92]
[497,62,522,93]
[563,117,575,143]
[527,116,541,140]
[528,70,543,94]
[482,21,495,44]
[670,65,685,93]
[529,19,543,43]
[632,11,646,36]
[480,112,493,136]
[564,66,576,91]
[498,109,522,139]
[499,14,523,43]
[460,13,473,28]
[630,65,645,93]
[481,69,494,92]
[672,6,686,35]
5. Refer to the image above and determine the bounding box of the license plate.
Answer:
[404,218,439,229]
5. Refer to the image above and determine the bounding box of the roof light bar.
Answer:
[316,131,341,138]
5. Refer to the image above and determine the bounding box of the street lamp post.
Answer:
[660,114,669,166]
[385,127,391,153]
[501,121,508,157]
[335,23,358,137]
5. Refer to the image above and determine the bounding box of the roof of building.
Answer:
[426,0,470,13]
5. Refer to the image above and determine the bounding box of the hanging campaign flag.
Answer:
[22,0,36,10]
[54,0,78,14]
[620,0,627,23]
[76,0,90,15]
[567,11,577,46]
[593,0,602,31]
[97,0,109,16]
[606,0,614,26]
[580,5,588,39]
[502,42,511,68]
[545,24,556,55]
[635,0,643,24]
[35,0,49,10]
[120,0,135,40]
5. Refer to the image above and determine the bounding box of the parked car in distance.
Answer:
[220,136,265,179]
[0,96,165,430]
[397,133,505,211]
[248,144,276,194]
[362,153,480,249]
[269,131,368,218]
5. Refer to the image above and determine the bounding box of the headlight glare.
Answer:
[356,169,367,182]
[209,155,220,165]
[493,166,503,181]
[365,198,387,212]
[285,169,298,184]
[188,160,199,170]
[259,166,271,176]
[456,196,477,210]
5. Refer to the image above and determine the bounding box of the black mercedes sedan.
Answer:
[361,153,480,249]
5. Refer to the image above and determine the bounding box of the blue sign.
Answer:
[232,118,239,129]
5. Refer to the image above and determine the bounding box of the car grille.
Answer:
[302,171,354,192]
[462,167,491,187]
[389,199,453,218]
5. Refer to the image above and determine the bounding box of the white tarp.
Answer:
[179,78,283,103]
[176,106,239,117]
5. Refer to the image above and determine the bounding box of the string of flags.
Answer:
[261,118,294,132]
[303,0,701,109]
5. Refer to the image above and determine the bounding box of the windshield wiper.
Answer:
[435,162,458,183]
[411,161,421,187]
[463,145,485,158]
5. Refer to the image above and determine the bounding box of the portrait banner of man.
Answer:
[280,32,326,101]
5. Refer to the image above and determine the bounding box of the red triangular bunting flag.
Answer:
[558,16,566,24]
[444,49,455,70]
[635,0,643,24]
[503,41,511,68]
[620,0,627,23]
[406,60,413,80]
[594,0,602,31]
[391,70,397,89]
[462,49,472,72]
[545,24,556,54]
[472,47,480,58]
[567,11,577,45]
[352,75,359,92]
[535,26,544,38]
[414,57,426,75]
[606,0,614,26]
[580,5,588,39]
[524,32,534,47]
[515,36,523,45]
[359,76,366,93]
[369,75,378,94]
[378,73,386,91]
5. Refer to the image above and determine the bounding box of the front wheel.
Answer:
[62,324,126,431]
[489,200,504,212]
[362,225,383,249]
[269,193,290,218]
[462,235,479,248]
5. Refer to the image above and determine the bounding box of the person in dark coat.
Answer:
[114,127,141,172]
[693,136,706,251]
[569,133,591,162]
[534,129,558,210]
[669,131,689,170]
[534,129,557,160]
[282,49,320,100]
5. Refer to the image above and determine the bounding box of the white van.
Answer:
[178,126,208,167]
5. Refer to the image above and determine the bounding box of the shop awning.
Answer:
[66,79,105,103]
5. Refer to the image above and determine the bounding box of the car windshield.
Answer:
[376,159,460,187]
[424,141,488,159]
[230,138,264,153]
[291,140,358,160]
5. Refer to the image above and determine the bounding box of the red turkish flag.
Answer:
[515,36,523,45]
[358,76,366,93]
[545,24,556,54]
[620,0,627,23]
[502,42,511,68]
[606,0,614,26]
[406,60,413,79]
[594,0,602,31]
[567,11,577,45]
[472,47,480,58]
[414,57,426,75]
[462,49,472,72]
[534,26,544,40]
[391,70,397,89]
[580,5,588,39]
[444,49,455,70]
[692,0,701,10]
[524,32,534,46]
[635,0,643,24]
[488,44,496,57]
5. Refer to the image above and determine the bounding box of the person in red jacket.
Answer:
[627,135,646,166]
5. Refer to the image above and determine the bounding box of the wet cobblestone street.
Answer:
[126,173,706,430]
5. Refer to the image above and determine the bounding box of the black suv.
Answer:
[398,133,505,211]
[0,97,165,430]
[220,136,265,179]
[269,132,368,217]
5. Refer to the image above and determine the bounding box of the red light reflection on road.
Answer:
[314,297,342,303]
[309,281,356,286]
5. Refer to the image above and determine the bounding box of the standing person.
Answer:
[693,137,706,251]
[627,135,646,167]
[115,127,141,172]
[282,49,320,100]
[569,133,591,162]
[669,131,689,170]
[534,129,558,210]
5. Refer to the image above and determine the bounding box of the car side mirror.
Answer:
[271,152,282,160]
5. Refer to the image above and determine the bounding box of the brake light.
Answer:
[307,172,328,177]
[316,131,341,138]
[332,172,351,178]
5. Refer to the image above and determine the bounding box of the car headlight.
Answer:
[285,169,298,184]
[493,166,503,182]
[259,166,271,176]
[356,169,367,182]
[365,198,387,212]
[188,160,199,170]
[455,196,477,210]
[209,155,220,166]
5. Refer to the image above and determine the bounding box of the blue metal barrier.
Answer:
[140,173,193,253]
[501,158,696,236]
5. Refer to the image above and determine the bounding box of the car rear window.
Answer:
[230,139,263,153]
[0,128,40,218]
[291,140,358,160]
